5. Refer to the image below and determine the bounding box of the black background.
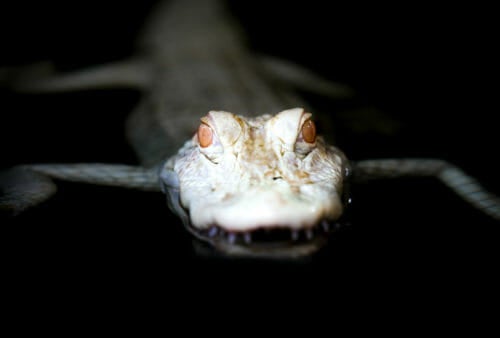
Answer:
[1,0,499,326]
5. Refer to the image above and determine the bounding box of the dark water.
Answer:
[1,0,499,324]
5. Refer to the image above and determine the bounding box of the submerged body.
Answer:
[1,0,499,258]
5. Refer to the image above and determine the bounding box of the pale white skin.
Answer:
[162,108,347,232]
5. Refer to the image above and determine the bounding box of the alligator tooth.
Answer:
[305,228,314,240]
[291,230,299,241]
[207,226,218,237]
[243,232,252,244]
[227,232,237,244]
[321,220,330,232]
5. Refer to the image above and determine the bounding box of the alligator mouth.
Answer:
[185,220,342,258]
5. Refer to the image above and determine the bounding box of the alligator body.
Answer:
[1,0,498,259]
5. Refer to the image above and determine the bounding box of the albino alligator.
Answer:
[1,0,499,258]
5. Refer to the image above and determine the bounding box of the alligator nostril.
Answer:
[272,176,283,181]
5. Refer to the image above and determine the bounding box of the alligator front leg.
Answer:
[0,164,160,215]
[354,159,500,220]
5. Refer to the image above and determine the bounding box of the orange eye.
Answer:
[197,123,213,148]
[301,119,316,143]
